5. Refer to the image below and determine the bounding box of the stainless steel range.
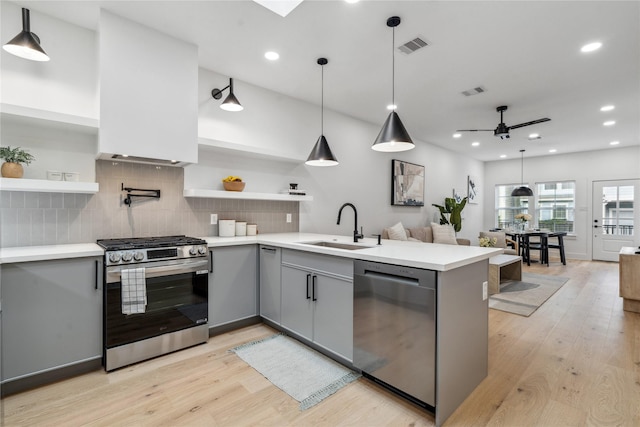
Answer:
[97,235,209,371]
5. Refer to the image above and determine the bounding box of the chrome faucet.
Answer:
[337,202,364,242]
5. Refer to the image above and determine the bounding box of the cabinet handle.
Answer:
[312,275,317,302]
[209,251,214,273]
[95,259,100,290]
[261,247,276,253]
[306,274,311,299]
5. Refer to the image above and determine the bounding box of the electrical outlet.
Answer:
[482,281,488,301]
[210,213,218,225]
[286,213,292,223]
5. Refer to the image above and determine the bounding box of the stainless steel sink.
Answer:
[300,241,372,250]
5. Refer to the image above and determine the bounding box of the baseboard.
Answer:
[1,358,102,397]
[208,316,261,337]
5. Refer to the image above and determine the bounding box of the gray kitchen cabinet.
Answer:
[280,249,353,361]
[208,245,258,328]
[259,245,281,324]
[1,257,103,383]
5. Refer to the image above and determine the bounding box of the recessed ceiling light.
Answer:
[386,104,397,111]
[581,42,602,53]
[549,149,557,153]
[600,105,615,112]
[453,133,462,138]
[345,0,360,3]
[499,154,507,158]
[122,154,129,158]
[471,142,480,147]
[603,120,616,126]
[529,133,539,139]
[610,141,620,145]
[264,51,279,61]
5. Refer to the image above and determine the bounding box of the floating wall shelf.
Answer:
[0,178,99,194]
[183,189,312,201]
[0,103,99,132]
[197,137,306,163]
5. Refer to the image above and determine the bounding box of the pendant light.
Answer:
[511,149,534,196]
[3,8,50,62]
[372,16,414,152]
[211,78,243,112]
[306,58,339,166]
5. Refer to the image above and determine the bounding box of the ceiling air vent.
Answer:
[461,86,486,97]
[398,37,428,55]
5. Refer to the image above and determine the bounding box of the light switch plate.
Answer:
[482,281,488,301]
[210,213,218,224]
[286,213,292,223]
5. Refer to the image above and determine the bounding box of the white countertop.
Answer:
[0,243,104,264]
[203,232,503,271]
[0,233,502,271]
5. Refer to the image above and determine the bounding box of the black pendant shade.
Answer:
[3,8,49,62]
[372,111,415,152]
[372,16,414,152]
[306,135,338,166]
[511,149,533,196]
[306,57,338,167]
[511,186,534,197]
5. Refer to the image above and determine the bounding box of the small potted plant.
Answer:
[0,146,36,178]
[222,175,245,192]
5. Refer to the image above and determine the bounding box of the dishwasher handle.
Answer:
[362,270,420,287]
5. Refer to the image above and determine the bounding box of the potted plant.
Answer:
[0,146,36,178]
[432,196,467,232]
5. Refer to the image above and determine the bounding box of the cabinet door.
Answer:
[313,274,354,360]
[209,246,258,327]
[280,265,313,341]
[259,245,281,324]
[2,257,102,381]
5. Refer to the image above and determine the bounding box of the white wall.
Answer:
[0,1,98,118]
[192,68,485,241]
[484,146,640,259]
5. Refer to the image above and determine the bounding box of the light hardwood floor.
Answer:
[3,260,639,426]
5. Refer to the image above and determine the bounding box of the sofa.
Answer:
[382,223,471,246]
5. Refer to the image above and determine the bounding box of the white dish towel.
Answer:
[121,267,147,315]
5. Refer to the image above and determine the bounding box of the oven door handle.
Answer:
[106,259,209,283]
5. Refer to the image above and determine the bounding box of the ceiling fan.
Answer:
[457,106,551,140]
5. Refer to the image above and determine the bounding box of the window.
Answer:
[495,184,530,229]
[536,181,575,233]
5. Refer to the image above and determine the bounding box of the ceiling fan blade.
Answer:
[455,129,494,132]
[508,118,551,130]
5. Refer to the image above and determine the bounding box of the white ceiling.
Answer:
[17,0,640,162]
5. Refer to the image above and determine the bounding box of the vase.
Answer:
[1,162,24,178]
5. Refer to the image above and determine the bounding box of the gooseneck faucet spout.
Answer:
[337,202,364,242]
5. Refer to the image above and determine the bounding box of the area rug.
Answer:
[230,334,360,410]
[489,272,569,317]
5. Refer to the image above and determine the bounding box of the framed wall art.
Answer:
[467,175,478,204]
[391,159,425,206]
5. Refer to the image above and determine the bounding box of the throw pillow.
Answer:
[387,222,408,241]
[430,222,458,245]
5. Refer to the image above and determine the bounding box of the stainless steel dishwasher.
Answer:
[353,260,437,408]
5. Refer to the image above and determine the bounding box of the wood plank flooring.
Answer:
[3,260,639,426]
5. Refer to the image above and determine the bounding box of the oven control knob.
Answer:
[189,247,198,256]
[122,252,133,262]
[133,251,144,261]
[109,252,121,263]
[198,246,207,255]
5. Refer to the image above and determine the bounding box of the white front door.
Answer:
[592,179,640,261]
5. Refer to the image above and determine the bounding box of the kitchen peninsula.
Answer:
[0,233,501,426]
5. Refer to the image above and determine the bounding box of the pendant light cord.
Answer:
[520,150,525,185]
[321,63,324,134]
[392,25,395,107]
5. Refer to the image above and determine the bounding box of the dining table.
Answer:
[504,230,567,265]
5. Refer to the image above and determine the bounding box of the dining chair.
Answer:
[546,232,567,265]
[521,232,548,266]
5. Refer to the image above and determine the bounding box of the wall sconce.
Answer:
[3,8,49,62]
[211,78,243,112]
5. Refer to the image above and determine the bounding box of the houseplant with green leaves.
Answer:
[0,146,36,178]
[432,196,467,233]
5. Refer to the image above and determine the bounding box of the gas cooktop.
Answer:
[97,235,206,251]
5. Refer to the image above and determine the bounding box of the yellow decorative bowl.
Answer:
[223,181,245,192]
